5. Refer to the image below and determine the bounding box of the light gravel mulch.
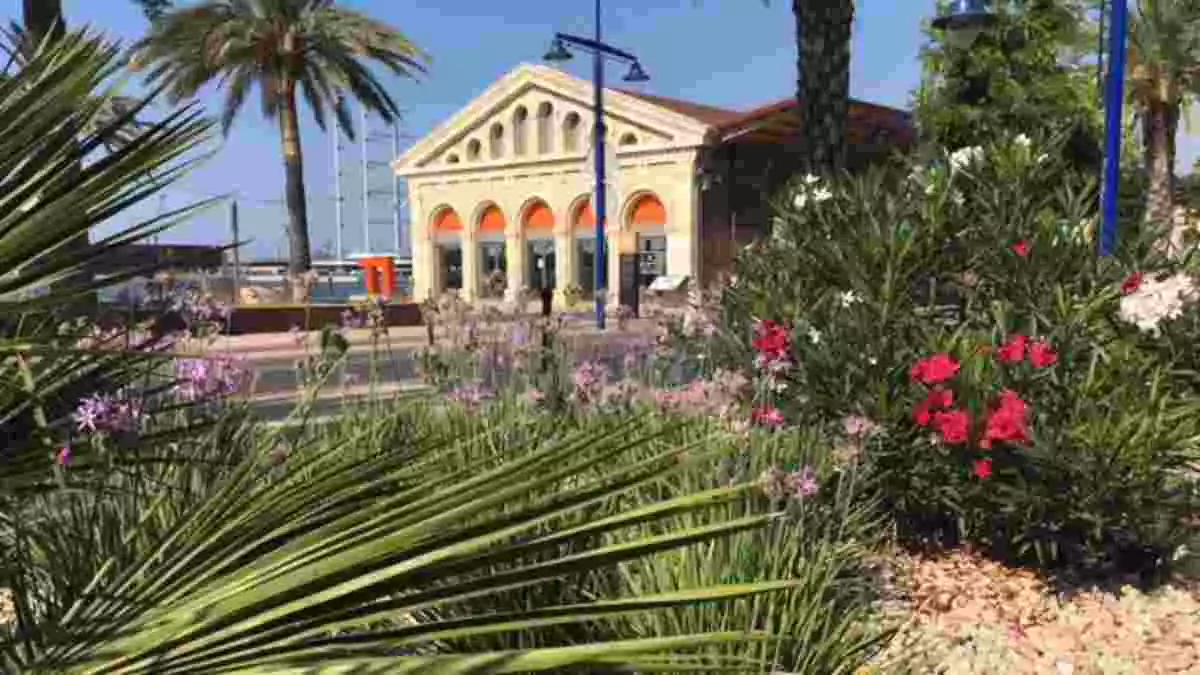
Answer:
[865,548,1200,674]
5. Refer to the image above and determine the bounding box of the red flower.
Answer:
[913,387,954,427]
[1029,339,1058,369]
[752,320,791,362]
[981,389,1030,448]
[933,409,971,445]
[910,353,961,385]
[751,406,785,428]
[996,335,1029,364]
[1011,240,1032,257]
[1121,271,1144,296]
[973,458,994,479]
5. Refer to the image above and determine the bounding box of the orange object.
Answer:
[630,194,666,228]
[524,201,554,230]
[359,256,397,298]
[479,205,506,233]
[433,208,463,232]
[573,199,595,229]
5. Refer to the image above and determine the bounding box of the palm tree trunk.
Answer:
[278,87,313,302]
[1141,98,1178,237]
[793,0,854,176]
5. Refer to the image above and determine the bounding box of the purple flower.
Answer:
[175,356,252,401]
[448,385,493,409]
[56,445,73,467]
[73,391,143,435]
[340,309,365,329]
[571,361,609,404]
[785,466,820,500]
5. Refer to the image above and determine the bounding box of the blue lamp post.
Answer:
[934,0,1127,257]
[544,0,650,330]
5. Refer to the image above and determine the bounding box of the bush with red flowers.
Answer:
[715,135,1200,581]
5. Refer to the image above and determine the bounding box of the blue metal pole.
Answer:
[1100,0,1128,257]
[593,0,607,329]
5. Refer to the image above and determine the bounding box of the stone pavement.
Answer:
[200,314,664,362]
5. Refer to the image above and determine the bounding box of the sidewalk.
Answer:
[197,314,664,362]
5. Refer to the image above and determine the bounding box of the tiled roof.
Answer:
[611,88,744,127]
[614,87,913,145]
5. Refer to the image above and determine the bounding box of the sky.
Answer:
[42,0,1200,260]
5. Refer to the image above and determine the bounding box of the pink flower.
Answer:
[996,335,1029,363]
[913,387,954,427]
[910,354,960,385]
[1011,240,1032,257]
[785,466,820,500]
[933,409,971,445]
[1029,339,1058,368]
[751,406,785,428]
[56,445,72,467]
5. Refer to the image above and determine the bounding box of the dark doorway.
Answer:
[527,239,556,291]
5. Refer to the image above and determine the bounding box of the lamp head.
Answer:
[543,37,573,62]
[932,0,998,49]
[623,61,650,83]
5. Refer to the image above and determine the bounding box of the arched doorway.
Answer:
[432,207,464,292]
[571,198,597,296]
[476,204,507,298]
[523,200,556,292]
[627,193,667,287]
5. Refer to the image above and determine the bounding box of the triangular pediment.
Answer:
[394,64,713,175]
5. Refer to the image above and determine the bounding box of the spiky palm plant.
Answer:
[133,0,430,298]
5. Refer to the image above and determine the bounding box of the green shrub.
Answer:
[715,135,1200,580]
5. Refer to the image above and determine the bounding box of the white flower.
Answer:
[808,327,822,344]
[1014,133,1032,148]
[1117,273,1198,335]
[867,356,878,366]
[792,192,808,209]
[811,187,833,203]
[949,145,984,170]
[1036,153,1049,164]
[802,173,821,186]
[838,290,862,308]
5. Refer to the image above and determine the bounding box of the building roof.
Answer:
[612,89,745,127]
[615,87,914,148]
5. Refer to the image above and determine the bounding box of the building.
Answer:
[394,63,913,304]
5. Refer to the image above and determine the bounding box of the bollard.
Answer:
[540,287,553,317]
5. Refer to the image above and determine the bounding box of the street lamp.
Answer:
[934,0,1127,257]
[543,0,650,329]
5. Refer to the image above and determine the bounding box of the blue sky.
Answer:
[49,0,1199,259]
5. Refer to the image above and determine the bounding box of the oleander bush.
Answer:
[712,134,1200,581]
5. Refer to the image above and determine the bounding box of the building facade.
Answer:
[394,64,913,304]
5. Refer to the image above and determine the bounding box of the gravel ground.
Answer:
[864,548,1200,674]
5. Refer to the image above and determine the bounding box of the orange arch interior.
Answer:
[630,194,666,228]
[433,208,463,232]
[524,201,554,230]
[478,205,506,233]
[572,199,596,229]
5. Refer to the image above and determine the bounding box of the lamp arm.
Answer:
[555,32,640,63]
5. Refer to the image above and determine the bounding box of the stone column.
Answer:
[409,192,435,301]
[553,224,573,306]
[665,181,700,287]
[462,226,479,302]
[504,228,525,303]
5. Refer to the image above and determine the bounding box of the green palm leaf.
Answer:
[7,411,792,673]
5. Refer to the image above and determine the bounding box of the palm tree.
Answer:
[1123,0,1200,236]
[791,0,855,176]
[134,0,429,299]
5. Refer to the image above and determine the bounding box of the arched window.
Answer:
[466,139,482,161]
[619,132,638,147]
[446,153,460,164]
[489,123,504,159]
[562,112,582,153]
[536,102,554,154]
[512,106,528,156]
